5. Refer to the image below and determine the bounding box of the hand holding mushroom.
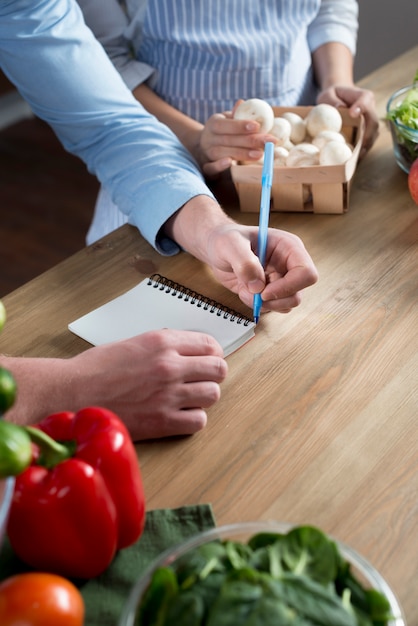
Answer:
[316,85,379,158]
[192,97,361,177]
[196,99,278,177]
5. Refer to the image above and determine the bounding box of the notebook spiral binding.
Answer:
[148,274,252,326]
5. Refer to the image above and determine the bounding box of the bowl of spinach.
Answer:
[386,77,418,173]
[119,522,405,626]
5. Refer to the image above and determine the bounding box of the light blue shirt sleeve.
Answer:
[0,0,215,254]
[307,0,359,56]
[76,0,155,91]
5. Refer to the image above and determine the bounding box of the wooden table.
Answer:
[2,47,418,623]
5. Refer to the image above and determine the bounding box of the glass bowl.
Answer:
[118,521,406,626]
[0,477,14,550]
[386,84,418,173]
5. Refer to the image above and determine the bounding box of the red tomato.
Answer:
[408,157,418,204]
[0,572,85,626]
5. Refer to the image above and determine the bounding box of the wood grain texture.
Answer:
[1,46,418,624]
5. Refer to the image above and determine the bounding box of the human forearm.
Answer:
[132,85,279,178]
[312,43,379,157]
[2,329,228,441]
[1,356,83,425]
[312,42,354,90]
[164,195,236,264]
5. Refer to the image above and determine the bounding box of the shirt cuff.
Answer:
[308,27,357,56]
[128,175,217,257]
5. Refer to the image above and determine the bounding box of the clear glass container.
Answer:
[119,521,406,626]
[0,477,15,550]
[386,84,418,173]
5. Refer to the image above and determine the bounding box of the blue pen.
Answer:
[253,141,274,323]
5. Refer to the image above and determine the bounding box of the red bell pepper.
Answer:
[7,407,146,579]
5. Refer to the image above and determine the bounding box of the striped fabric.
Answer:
[80,0,358,243]
[124,0,358,122]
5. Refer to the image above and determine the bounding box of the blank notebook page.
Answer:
[68,274,256,357]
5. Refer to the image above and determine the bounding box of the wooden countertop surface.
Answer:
[2,45,418,624]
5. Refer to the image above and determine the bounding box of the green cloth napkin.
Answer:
[0,503,216,626]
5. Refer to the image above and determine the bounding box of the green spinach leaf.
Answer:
[137,566,178,626]
[280,525,339,584]
[206,579,264,626]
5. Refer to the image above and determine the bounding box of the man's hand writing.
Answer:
[206,223,318,314]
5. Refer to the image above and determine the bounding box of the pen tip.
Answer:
[254,316,259,324]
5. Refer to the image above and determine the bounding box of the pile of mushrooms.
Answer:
[233,99,353,167]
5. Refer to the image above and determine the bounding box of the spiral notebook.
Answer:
[68,274,256,357]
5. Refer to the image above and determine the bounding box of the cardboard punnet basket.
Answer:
[230,106,365,214]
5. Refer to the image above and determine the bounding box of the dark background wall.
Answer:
[354,1,417,80]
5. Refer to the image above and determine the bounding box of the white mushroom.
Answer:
[286,143,320,167]
[233,98,275,134]
[305,103,343,137]
[273,146,289,165]
[283,139,295,151]
[312,130,347,151]
[269,117,292,145]
[281,111,307,144]
[319,141,353,166]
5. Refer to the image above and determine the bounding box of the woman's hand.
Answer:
[194,110,277,177]
[317,85,380,159]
